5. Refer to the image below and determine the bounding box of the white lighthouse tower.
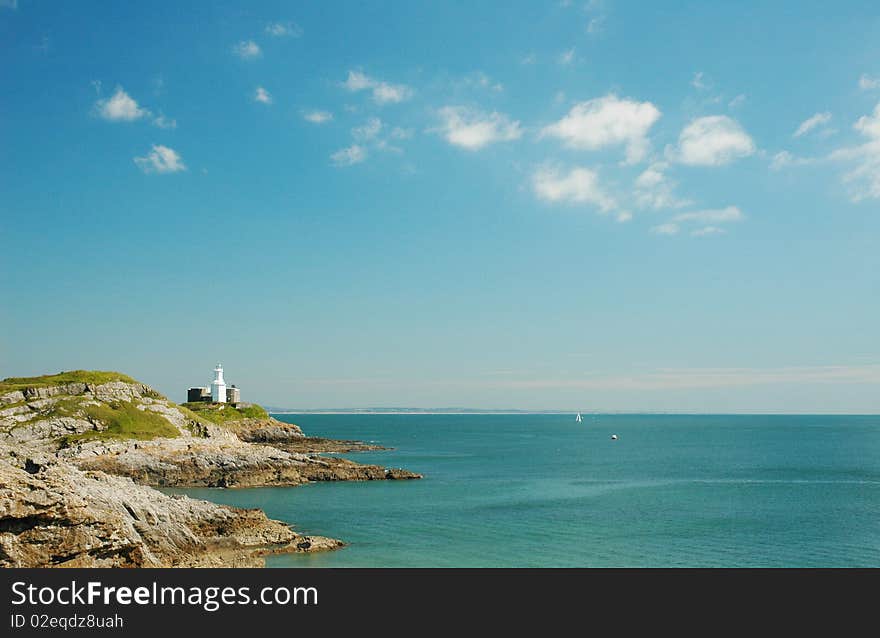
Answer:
[211,363,227,403]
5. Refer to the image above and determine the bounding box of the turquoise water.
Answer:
[177,414,880,567]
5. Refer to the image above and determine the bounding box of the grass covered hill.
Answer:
[0,370,274,447]
[180,401,269,423]
[0,370,140,392]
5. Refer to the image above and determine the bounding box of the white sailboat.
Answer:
[575,413,583,423]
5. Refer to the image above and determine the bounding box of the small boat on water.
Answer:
[610,434,618,441]
[575,413,583,423]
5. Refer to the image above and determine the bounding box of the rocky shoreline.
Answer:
[0,453,344,567]
[64,428,418,488]
[0,375,420,568]
[221,417,391,454]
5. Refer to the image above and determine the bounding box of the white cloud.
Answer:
[558,48,576,65]
[540,95,661,164]
[838,146,880,201]
[344,118,409,154]
[353,117,382,141]
[859,74,880,90]
[342,70,412,105]
[152,113,177,129]
[616,211,632,223]
[672,205,744,224]
[770,151,795,170]
[133,144,186,174]
[728,94,747,109]
[343,71,372,92]
[233,40,261,60]
[375,139,403,154]
[254,86,272,104]
[390,127,413,140]
[794,112,831,138]
[303,110,333,124]
[635,164,664,189]
[265,21,302,37]
[94,86,176,128]
[672,115,755,166]
[770,150,815,170]
[651,223,679,235]
[651,206,742,237]
[829,102,880,201]
[330,144,367,167]
[584,0,606,34]
[462,71,503,92]
[95,87,149,122]
[376,139,403,154]
[855,103,880,138]
[492,364,880,391]
[634,162,689,210]
[531,165,615,212]
[521,53,536,65]
[691,71,708,90]
[373,83,411,104]
[435,106,522,150]
[691,226,726,236]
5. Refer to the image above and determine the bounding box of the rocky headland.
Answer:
[0,371,420,567]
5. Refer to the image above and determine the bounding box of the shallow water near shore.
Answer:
[174,414,880,567]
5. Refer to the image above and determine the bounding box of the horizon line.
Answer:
[265,408,880,416]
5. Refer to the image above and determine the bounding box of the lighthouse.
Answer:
[187,363,242,404]
[211,363,227,403]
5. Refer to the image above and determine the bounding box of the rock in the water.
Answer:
[222,417,304,443]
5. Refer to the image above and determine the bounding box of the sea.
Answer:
[176,414,880,567]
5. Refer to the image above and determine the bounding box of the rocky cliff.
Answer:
[0,373,420,487]
[0,371,420,567]
[0,452,341,568]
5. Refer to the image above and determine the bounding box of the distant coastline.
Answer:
[267,408,570,415]
[268,408,880,416]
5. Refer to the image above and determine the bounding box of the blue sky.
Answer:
[2,1,879,412]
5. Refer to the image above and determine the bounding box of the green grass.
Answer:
[180,401,269,423]
[59,401,179,446]
[0,370,140,393]
[174,404,213,437]
[7,396,84,427]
